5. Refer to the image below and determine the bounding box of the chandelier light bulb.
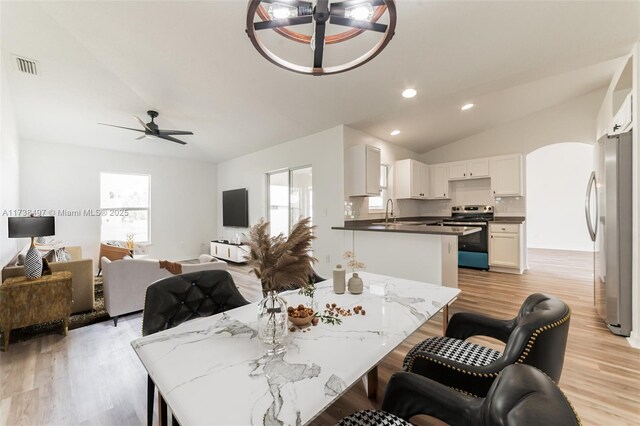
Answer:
[345,3,374,21]
[268,3,298,20]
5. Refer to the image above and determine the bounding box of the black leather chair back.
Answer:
[482,364,579,425]
[142,270,249,336]
[502,293,571,382]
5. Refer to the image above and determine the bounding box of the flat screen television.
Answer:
[222,188,249,228]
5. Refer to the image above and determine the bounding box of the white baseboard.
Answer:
[627,331,640,349]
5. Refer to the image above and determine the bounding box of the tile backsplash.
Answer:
[346,178,525,221]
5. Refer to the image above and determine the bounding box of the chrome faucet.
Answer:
[385,198,395,223]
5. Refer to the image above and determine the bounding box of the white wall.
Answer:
[630,43,639,348]
[343,126,424,220]
[216,126,344,277]
[526,143,594,251]
[0,69,21,266]
[19,140,217,267]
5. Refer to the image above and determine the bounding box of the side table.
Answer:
[0,271,72,351]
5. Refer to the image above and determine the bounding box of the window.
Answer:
[369,164,389,211]
[100,172,150,242]
[267,166,312,237]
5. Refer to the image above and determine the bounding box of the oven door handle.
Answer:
[443,221,488,226]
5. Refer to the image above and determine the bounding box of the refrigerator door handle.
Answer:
[585,171,597,242]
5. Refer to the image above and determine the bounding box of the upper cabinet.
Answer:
[447,158,490,180]
[395,159,429,199]
[347,144,381,197]
[427,164,450,199]
[490,154,524,197]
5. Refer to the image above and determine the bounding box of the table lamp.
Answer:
[8,216,56,279]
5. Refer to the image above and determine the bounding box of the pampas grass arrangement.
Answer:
[245,217,317,293]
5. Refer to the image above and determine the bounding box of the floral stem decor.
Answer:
[245,217,316,353]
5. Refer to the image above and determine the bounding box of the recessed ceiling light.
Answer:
[390,130,401,136]
[461,103,474,110]
[402,89,417,99]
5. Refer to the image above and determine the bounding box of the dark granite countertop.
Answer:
[332,223,481,236]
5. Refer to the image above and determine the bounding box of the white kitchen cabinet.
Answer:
[489,223,524,274]
[427,164,450,199]
[468,158,490,178]
[210,242,249,263]
[394,159,429,199]
[448,161,467,180]
[490,154,523,197]
[610,92,632,134]
[347,144,381,197]
[447,158,490,181]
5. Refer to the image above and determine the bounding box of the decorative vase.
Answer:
[24,241,43,279]
[333,264,346,294]
[257,290,288,355]
[348,273,363,294]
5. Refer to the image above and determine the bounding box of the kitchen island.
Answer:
[332,221,481,288]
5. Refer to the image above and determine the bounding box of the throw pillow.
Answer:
[17,253,25,266]
[55,247,72,262]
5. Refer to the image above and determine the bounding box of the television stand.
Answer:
[210,241,248,264]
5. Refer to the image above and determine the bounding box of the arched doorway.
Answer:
[526,142,593,265]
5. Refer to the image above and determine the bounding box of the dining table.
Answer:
[131,271,460,425]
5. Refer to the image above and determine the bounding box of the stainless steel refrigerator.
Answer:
[585,130,632,336]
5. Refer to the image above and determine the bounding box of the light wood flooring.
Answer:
[1,249,638,425]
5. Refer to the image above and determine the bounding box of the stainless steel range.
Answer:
[443,205,493,270]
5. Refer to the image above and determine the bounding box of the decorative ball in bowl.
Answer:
[288,305,314,327]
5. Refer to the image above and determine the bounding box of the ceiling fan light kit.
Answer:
[99,110,193,145]
[246,0,397,76]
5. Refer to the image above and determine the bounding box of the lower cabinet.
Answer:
[210,242,249,263]
[489,223,524,274]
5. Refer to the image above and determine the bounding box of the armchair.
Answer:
[403,293,571,397]
[338,364,580,425]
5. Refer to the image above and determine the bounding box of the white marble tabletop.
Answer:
[131,272,460,426]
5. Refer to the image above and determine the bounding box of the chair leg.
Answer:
[160,395,168,426]
[113,316,118,327]
[97,268,102,277]
[147,375,155,426]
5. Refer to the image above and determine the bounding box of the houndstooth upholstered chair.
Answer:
[337,364,580,426]
[402,293,571,397]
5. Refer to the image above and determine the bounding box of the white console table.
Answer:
[210,241,249,263]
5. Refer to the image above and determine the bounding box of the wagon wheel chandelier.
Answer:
[246,0,397,76]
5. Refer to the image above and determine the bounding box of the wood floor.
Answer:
[1,249,638,425]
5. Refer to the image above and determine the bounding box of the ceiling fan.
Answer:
[99,110,193,145]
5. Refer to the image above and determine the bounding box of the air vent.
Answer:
[14,55,38,76]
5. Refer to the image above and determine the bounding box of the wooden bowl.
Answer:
[288,315,313,327]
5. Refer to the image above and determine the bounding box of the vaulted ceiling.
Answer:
[2,1,639,162]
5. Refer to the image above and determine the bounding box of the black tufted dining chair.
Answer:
[142,270,250,426]
[403,293,571,397]
[337,364,581,426]
[261,269,326,297]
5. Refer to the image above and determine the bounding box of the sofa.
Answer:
[1,246,95,315]
[102,255,228,325]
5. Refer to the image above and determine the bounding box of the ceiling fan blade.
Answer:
[135,116,152,132]
[330,15,387,32]
[157,130,194,136]
[330,0,386,9]
[254,15,312,30]
[158,135,187,145]
[98,123,145,133]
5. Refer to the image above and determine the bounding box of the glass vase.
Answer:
[257,290,288,355]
